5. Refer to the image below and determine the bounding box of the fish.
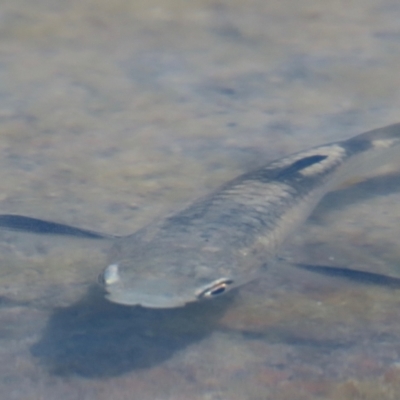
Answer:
[1,124,400,308]
[100,123,400,307]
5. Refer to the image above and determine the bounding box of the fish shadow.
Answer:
[31,285,233,378]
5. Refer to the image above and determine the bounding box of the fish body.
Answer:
[101,123,400,308]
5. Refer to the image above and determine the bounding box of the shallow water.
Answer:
[1,0,400,399]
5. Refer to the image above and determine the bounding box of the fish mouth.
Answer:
[99,263,120,286]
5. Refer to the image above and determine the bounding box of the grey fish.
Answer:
[100,123,400,307]
[1,124,400,308]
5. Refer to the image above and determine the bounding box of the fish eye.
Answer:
[198,279,234,299]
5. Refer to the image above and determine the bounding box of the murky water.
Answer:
[0,0,400,399]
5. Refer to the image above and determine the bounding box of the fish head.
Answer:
[98,239,242,308]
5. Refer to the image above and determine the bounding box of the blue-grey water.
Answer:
[0,0,400,399]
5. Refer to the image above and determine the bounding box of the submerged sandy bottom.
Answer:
[0,0,400,399]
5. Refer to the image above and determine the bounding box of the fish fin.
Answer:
[293,263,400,288]
[0,214,115,239]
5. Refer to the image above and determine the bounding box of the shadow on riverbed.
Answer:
[30,285,233,378]
[4,172,400,378]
